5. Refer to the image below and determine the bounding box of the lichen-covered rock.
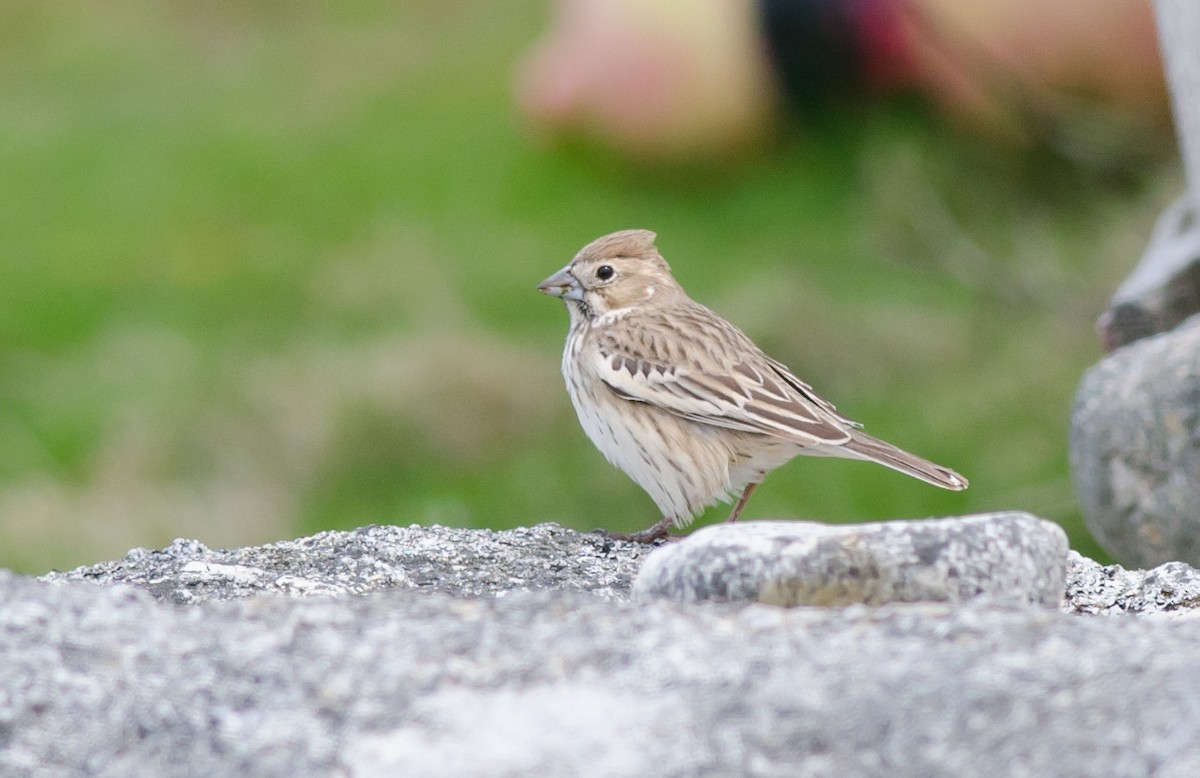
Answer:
[1064,550,1200,615]
[1071,314,1200,567]
[632,513,1068,607]
[42,522,649,602]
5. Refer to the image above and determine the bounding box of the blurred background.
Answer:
[0,0,1177,572]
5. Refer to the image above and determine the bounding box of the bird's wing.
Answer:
[591,313,855,446]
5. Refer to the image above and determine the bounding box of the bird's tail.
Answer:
[840,430,968,491]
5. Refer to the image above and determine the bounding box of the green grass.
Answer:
[0,0,1175,572]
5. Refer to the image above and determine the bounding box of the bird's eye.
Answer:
[596,265,614,281]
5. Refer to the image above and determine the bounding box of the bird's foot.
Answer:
[597,517,679,545]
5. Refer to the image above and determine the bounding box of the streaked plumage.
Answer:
[539,229,967,542]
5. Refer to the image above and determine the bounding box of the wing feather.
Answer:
[591,312,855,445]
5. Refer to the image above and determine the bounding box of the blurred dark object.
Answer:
[515,0,1167,163]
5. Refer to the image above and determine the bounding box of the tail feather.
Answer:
[840,431,968,491]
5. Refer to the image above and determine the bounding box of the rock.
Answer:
[1097,195,1200,351]
[1070,314,1200,567]
[632,513,1068,607]
[1064,550,1200,615]
[6,522,1200,775]
[42,522,650,602]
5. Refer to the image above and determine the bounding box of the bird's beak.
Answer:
[538,266,583,301]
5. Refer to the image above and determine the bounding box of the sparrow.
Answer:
[539,229,967,542]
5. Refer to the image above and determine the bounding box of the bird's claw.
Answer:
[596,517,680,545]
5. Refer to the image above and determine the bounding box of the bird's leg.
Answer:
[726,483,759,523]
[602,515,677,544]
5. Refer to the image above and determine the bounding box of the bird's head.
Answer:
[538,229,679,323]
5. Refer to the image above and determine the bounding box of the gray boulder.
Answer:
[1071,313,1200,567]
[2,519,1197,776]
[634,512,1067,607]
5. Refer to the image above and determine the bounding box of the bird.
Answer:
[538,229,968,543]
